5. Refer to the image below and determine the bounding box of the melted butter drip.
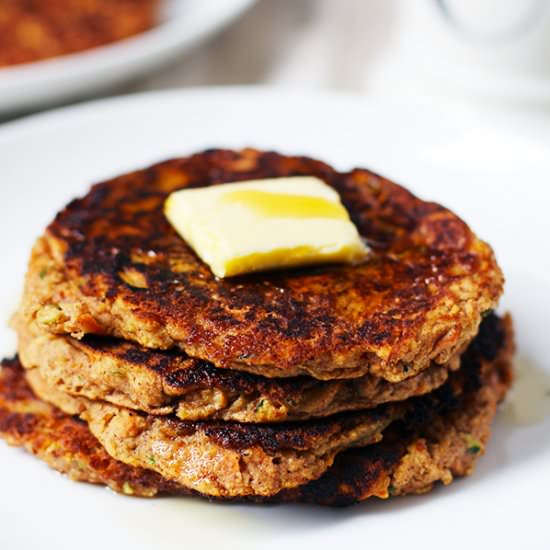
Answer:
[223,243,364,277]
[220,190,349,220]
[501,355,550,426]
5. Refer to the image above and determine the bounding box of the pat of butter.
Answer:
[164,176,368,278]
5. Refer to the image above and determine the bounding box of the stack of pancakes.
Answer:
[0,149,514,505]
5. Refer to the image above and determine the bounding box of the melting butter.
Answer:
[164,176,368,278]
[220,190,349,220]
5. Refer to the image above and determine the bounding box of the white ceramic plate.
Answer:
[0,88,548,550]
[0,0,255,115]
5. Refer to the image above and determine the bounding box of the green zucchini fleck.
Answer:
[464,433,483,455]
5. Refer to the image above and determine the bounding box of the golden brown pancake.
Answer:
[21,149,503,382]
[26,368,401,498]
[0,313,514,505]
[15,314,458,423]
[0,0,159,67]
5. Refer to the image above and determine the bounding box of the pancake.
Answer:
[15,315,458,423]
[277,313,514,505]
[0,313,514,505]
[25,368,401,498]
[0,0,159,67]
[22,149,503,381]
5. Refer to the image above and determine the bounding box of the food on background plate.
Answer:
[1,148,513,505]
[0,0,160,67]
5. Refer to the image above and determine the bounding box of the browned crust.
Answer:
[0,0,160,67]
[15,313,458,422]
[275,313,514,504]
[0,314,514,504]
[25,369,399,497]
[0,356,187,497]
[24,149,503,381]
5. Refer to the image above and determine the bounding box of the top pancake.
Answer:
[33,149,503,381]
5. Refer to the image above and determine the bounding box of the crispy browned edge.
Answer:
[0,314,513,505]
[0,355,187,497]
[28,148,503,382]
[26,367,397,497]
[29,366,399,454]
[273,313,514,505]
[0,0,160,67]
[14,313,458,422]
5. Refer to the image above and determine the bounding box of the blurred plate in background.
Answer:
[0,0,255,116]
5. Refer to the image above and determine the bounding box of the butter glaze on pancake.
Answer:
[32,149,503,380]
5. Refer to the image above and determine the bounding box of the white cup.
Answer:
[388,0,550,101]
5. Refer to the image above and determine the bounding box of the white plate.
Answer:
[0,0,255,115]
[0,88,548,550]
